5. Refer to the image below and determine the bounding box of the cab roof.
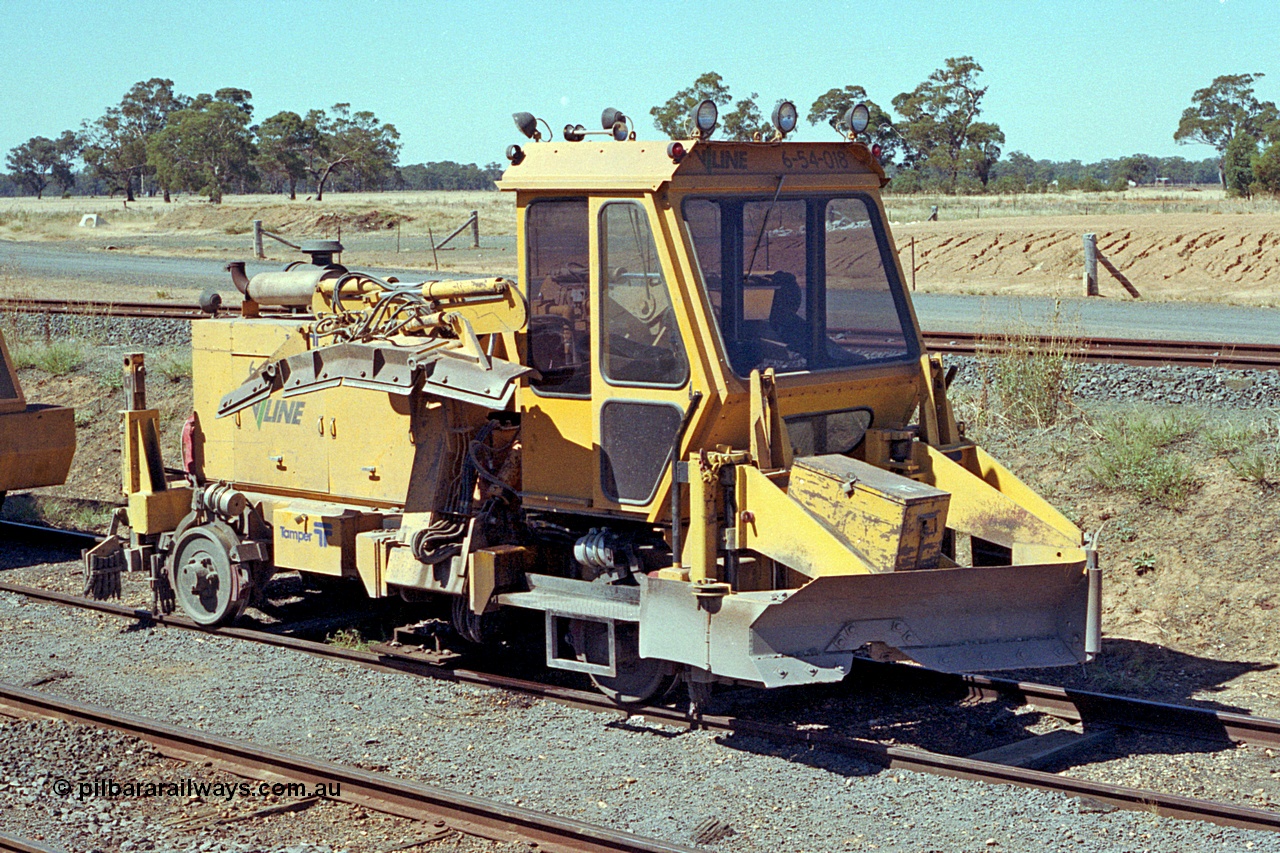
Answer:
[497,139,887,194]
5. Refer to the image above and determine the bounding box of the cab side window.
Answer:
[598,202,688,387]
[526,198,590,396]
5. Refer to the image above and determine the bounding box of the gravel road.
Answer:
[0,585,1275,853]
[5,239,1280,344]
[0,241,481,300]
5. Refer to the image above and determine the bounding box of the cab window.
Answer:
[525,198,591,397]
[598,202,688,387]
[682,193,915,376]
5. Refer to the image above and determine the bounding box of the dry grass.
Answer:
[0,191,516,242]
[4,185,1272,243]
[960,304,1083,434]
[881,185,1280,222]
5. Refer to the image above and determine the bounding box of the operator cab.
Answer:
[502,103,929,521]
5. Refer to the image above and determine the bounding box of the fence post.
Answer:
[1083,233,1098,297]
[253,220,264,259]
[470,210,479,248]
[910,237,916,291]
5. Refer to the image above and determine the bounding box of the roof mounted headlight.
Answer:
[844,103,870,136]
[601,107,625,129]
[602,107,632,141]
[513,112,538,139]
[692,99,718,139]
[771,100,798,137]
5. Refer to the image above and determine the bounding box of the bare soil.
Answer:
[895,212,1280,305]
[970,404,1280,718]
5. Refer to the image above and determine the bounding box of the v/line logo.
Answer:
[253,399,306,429]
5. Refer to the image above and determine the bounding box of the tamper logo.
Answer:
[280,520,333,547]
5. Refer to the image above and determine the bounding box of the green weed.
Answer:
[95,367,124,393]
[1206,416,1280,488]
[973,303,1081,430]
[1111,519,1137,543]
[327,628,371,651]
[1204,421,1258,456]
[1088,412,1200,508]
[1229,449,1280,489]
[32,341,85,375]
[6,339,37,370]
[153,351,192,381]
[7,339,85,375]
[0,495,114,532]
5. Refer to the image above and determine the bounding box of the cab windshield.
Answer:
[681,193,917,376]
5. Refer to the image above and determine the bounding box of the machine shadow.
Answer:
[707,638,1276,775]
[0,494,110,569]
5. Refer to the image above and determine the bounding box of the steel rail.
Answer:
[0,834,67,853]
[4,295,1280,370]
[848,660,1280,749]
[921,330,1280,370]
[4,565,1280,834]
[0,296,289,321]
[0,683,698,853]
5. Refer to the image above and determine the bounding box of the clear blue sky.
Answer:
[2,0,1277,167]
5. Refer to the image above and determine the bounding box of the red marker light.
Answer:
[872,144,883,161]
[667,142,686,162]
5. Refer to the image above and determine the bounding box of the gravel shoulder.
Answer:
[1,585,1278,853]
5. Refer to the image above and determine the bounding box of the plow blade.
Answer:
[640,562,1088,689]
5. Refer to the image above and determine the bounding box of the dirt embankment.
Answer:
[896,213,1280,305]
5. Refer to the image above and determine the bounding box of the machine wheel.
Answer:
[170,523,251,627]
[451,595,502,645]
[586,622,675,706]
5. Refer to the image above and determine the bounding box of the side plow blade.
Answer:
[640,563,1089,689]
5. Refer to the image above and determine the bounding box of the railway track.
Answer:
[0,833,65,853]
[922,329,1280,371]
[3,295,1280,370]
[3,520,1280,834]
[0,682,699,853]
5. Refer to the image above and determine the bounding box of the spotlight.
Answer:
[844,103,870,135]
[771,100,798,137]
[692,99,718,138]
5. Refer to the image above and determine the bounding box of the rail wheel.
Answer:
[170,523,251,627]
[586,622,675,706]
[450,595,503,645]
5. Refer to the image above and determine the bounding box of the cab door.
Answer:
[591,198,692,513]
[516,196,597,509]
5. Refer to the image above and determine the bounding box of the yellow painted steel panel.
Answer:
[272,501,366,576]
[789,455,950,572]
[0,405,75,491]
[233,393,329,494]
[324,387,415,504]
[127,488,193,535]
[518,394,594,506]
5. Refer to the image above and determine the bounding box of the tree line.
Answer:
[8,69,1280,200]
[650,63,1280,196]
[2,79,500,202]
